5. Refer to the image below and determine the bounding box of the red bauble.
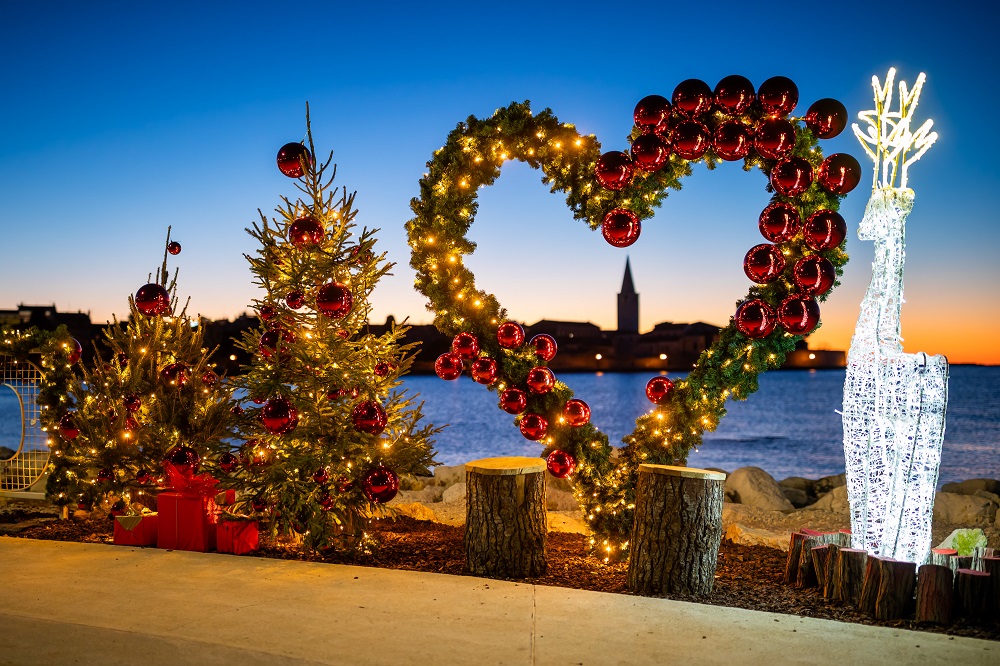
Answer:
[251,396,266,405]
[58,412,79,440]
[758,202,800,242]
[499,388,528,414]
[352,400,388,435]
[201,370,218,386]
[519,413,548,441]
[645,376,675,405]
[770,157,814,197]
[630,133,670,172]
[451,332,479,360]
[135,283,171,316]
[563,399,591,427]
[634,94,671,128]
[818,153,862,194]
[804,210,847,250]
[361,465,399,504]
[68,338,83,364]
[261,397,299,434]
[526,366,556,394]
[594,151,634,190]
[258,304,278,322]
[219,452,239,473]
[530,334,558,362]
[259,328,295,360]
[318,491,335,511]
[670,120,710,160]
[166,445,201,476]
[316,282,353,318]
[754,119,796,161]
[434,353,464,380]
[123,394,141,413]
[793,256,836,296]
[160,362,190,388]
[123,415,140,433]
[251,497,268,513]
[374,362,392,377]
[285,291,305,310]
[805,98,848,139]
[713,121,752,161]
[135,468,152,484]
[97,468,114,483]
[470,357,497,385]
[336,476,353,493]
[288,216,324,248]
[672,79,713,117]
[757,76,798,117]
[735,299,778,338]
[778,295,821,335]
[546,450,577,479]
[167,241,181,255]
[714,75,755,115]
[496,321,525,349]
[313,467,330,485]
[276,142,312,178]
[743,244,786,284]
[601,208,641,248]
[230,404,244,416]
[118,353,128,366]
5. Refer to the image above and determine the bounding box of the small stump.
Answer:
[627,464,725,596]
[464,456,547,579]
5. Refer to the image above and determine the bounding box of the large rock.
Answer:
[941,479,1000,496]
[441,482,466,503]
[432,465,465,487]
[933,491,998,526]
[808,485,849,515]
[779,476,814,494]
[391,502,437,522]
[546,489,579,511]
[546,474,575,494]
[781,487,811,508]
[815,473,847,496]
[724,467,794,511]
[396,486,444,504]
[399,474,434,491]
[724,523,789,551]
[548,511,590,535]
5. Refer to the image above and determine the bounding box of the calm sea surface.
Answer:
[3,367,997,486]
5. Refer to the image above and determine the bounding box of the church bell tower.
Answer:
[617,258,639,334]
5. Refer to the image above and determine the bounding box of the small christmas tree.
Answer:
[47,230,234,511]
[216,109,438,551]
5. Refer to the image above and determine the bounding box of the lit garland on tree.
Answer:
[47,230,234,511]
[214,109,439,552]
[407,77,856,560]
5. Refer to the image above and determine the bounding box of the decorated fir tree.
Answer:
[216,111,438,551]
[47,230,234,511]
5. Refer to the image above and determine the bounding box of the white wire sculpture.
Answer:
[842,68,948,564]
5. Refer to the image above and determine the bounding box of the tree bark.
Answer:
[811,544,832,591]
[785,532,809,585]
[972,547,995,572]
[915,563,953,624]
[823,543,842,600]
[627,464,725,596]
[859,555,885,615]
[954,568,990,619]
[951,555,973,574]
[982,557,1000,617]
[832,548,867,606]
[797,533,836,588]
[874,559,916,620]
[464,457,546,579]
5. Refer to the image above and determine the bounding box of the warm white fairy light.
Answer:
[842,68,948,565]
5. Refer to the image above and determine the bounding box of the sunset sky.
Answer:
[1,2,996,364]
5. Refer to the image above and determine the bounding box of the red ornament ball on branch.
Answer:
[670,120,710,160]
[261,397,299,435]
[645,376,675,405]
[276,142,312,178]
[672,79,713,117]
[757,76,798,117]
[201,370,218,386]
[594,151,634,190]
[66,338,83,364]
[259,328,295,361]
[318,491,335,511]
[743,244,786,284]
[499,388,528,414]
[793,256,836,296]
[754,119,796,160]
[362,465,399,504]
[778,295,821,335]
[804,210,847,251]
[818,153,862,194]
[563,399,591,427]
[526,366,556,394]
[519,413,548,441]
[219,452,239,474]
[633,94,672,128]
[58,412,79,440]
[167,241,182,255]
[434,353,463,380]
[316,282,353,319]
[770,157,814,197]
[160,362,190,389]
[601,208,641,248]
[630,133,670,172]
[97,467,114,483]
[530,334,558,362]
[451,332,479,360]
[735,299,777,338]
[470,357,498,385]
[258,304,278,322]
[313,467,330,485]
[352,400,388,435]
[285,291,305,310]
[496,321,525,349]
[123,394,141,413]
[758,202,800,242]
[165,445,201,476]
[135,283,171,316]
[805,98,848,139]
[713,75,755,115]
[546,450,577,479]
[374,362,392,377]
[135,469,152,485]
[288,216,324,248]
[713,120,752,161]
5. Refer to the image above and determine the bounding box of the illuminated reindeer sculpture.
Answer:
[842,68,947,564]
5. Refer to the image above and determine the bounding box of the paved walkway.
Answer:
[0,537,995,665]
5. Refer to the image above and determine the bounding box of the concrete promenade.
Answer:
[0,537,995,665]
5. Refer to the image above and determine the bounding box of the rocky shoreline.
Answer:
[389,465,1000,552]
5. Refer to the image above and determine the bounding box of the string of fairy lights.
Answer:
[407,80,856,560]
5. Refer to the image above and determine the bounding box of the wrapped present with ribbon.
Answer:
[216,515,259,555]
[113,512,159,546]
[156,459,221,552]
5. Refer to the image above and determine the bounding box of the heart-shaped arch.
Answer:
[407,91,851,559]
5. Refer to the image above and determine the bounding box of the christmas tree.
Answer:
[47,231,234,511]
[217,110,438,551]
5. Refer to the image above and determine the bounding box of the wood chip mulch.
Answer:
[9,513,999,642]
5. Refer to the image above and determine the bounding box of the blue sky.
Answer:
[2,1,997,362]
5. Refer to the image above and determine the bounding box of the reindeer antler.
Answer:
[853,68,938,190]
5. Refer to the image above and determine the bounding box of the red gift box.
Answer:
[157,490,220,552]
[113,514,159,546]
[216,519,259,555]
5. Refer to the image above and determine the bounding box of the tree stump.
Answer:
[972,547,996,572]
[931,548,957,567]
[859,555,885,615]
[797,534,835,588]
[915,563,954,624]
[874,559,916,620]
[785,532,809,585]
[982,557,1000,616]
[464,456,546,579]
[832,548,867,606]
[811,544,832,590]
[822,543,842,600]
[627,464,725,596]
[954,568,991,619]
[951,555,973,574]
